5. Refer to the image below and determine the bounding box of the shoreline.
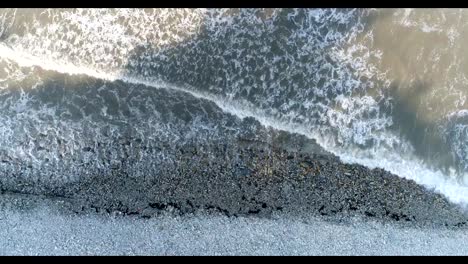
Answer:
[1,133,467,228]
[0,53,465,228]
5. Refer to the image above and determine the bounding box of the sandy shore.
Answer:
[0,193,467,256]
[1,130,468,255]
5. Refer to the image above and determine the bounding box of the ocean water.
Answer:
[0,8,468,205]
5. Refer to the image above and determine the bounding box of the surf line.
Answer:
[1,43,468,207]
[0,43,318,140]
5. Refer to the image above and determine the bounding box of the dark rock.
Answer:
[1,129,467,228]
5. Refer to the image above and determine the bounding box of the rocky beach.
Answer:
[1,127,467,228]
